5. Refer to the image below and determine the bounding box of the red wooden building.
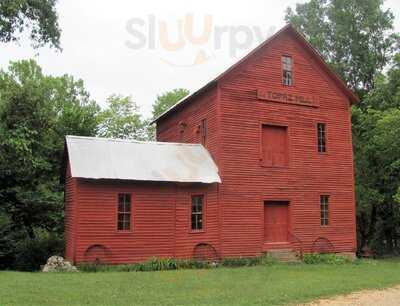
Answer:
[64,24,358,264]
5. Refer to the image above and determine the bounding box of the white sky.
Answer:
[1,0,399,118]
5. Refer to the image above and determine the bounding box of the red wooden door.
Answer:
[264,201,289,243]
[262,125,288,167]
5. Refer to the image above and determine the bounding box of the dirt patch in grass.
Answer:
[303,285,400,306]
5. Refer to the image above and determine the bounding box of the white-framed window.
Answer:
[118,194,131,231]
[317,123,327,153]
[320,195,329,226]
[191,195,204,231]
[282,56,293,86]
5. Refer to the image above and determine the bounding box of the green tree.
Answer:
[146,88,189,140]
[0,59,99,245]
[364,54,400,110]
[98,95,147,140]
[353,107,400,253]
[0,0,61,49]
[286,0,400,254]
[285,0,399,98]
[152,88,189,119]
[352,55,400,253]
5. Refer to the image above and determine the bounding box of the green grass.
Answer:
[1,259,400,306]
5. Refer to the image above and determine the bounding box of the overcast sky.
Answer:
[1,0,399,117]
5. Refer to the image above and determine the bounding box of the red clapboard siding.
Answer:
[157,85,220,162]
[65,25,356,264]
[64,164,77,262]
[67,178,219,264]
[216,29,356,256]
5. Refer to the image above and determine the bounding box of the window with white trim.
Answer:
[282,56,293,86]
[320,195,329,226]
[317,123,327,153]
[118,194,131,231]
[191,195,204,231]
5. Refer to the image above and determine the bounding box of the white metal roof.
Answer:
[65,136,221,184]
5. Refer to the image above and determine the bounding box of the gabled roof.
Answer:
[152,24,359,124]
[65,136,221,184]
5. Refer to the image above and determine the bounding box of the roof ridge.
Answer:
[65,135,203,147]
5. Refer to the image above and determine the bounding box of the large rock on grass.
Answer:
[42,256,78,272]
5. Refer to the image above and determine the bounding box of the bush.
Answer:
[79,254,278,272]
[80,253,360,273]
[303,253,349,265]
[79,257,213,273]
[220,256,260,267]
[220,254,278,267]
[13,232,64,271]
[178,259,211,270]
[144,257,179,271]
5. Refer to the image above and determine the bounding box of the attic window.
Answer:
[282,56,293,86]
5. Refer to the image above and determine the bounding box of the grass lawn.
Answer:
[1,259,400,306]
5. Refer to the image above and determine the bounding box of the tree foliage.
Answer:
[0,59,99,268]
[146,88,189,140]
[152,88,189,119]
[286,0,399,98]
[353,109,400,252]
[353,57,400,253]
[97,94,147,140]
[364,54,400,110]
[0,0,61,49]
[287,0,400,255]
